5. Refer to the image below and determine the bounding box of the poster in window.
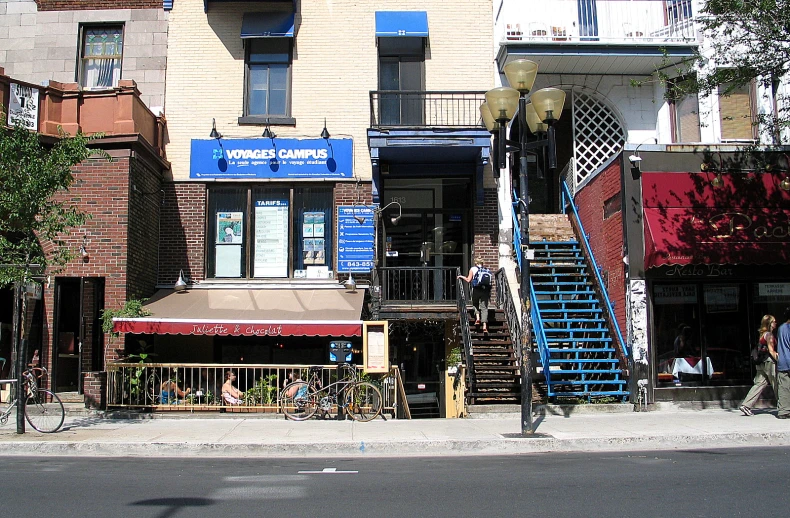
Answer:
[302,212,325,238]
[215,244,242,277]
[654,284,697,305]
[363,321,389,374]
[704,286,739,313]
[216,212,243,244]
[254,200,289,277]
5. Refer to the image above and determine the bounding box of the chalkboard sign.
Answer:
[337,206,375,273]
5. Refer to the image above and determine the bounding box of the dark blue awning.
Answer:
[241,12,295,38]
[375,11,429,37]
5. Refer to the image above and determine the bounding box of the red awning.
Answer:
[642,172,790,268]
[112,288,364,337]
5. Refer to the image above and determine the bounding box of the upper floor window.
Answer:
[668,77,700,143]
[665,0,693,24]
[79,25,123,89]
[378,37,425,125]
[719,81,756,141]
[245,38,291,117]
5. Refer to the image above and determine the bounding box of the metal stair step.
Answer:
[542,318,606,323]
[548,347,615,353]
[545,369,624,375]
[547,358,619,364]
[546,337,613,343]
[547,379,628,386]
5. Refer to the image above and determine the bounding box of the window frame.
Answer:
[718,80,757,142]
[240,38,294,125]
[206,185,334,280]
[77,23,125,89]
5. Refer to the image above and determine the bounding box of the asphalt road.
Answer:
[2,447,788,517]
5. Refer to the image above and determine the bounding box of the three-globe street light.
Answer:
[480,59,566,435]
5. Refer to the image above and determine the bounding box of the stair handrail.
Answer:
[455,269,476,390]
[528,278,554,394]
[560,179,630,359]
[511,189,523,273]
[494,267,522,364]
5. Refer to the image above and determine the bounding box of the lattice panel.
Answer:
[572,91,625,185]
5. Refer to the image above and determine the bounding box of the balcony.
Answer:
[369,91,486,129]
[496,0,699,75]
[0,68,166,157]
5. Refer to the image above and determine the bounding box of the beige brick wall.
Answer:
[0,1,168,109]
[164,0,494,181]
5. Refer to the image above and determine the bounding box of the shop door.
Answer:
[699,284,750,384]
[54,278,104,393]
[382,211,465,302]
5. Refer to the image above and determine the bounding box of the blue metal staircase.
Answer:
[529,240,629,399]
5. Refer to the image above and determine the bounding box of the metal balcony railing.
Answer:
[370,91,487,128]
[380,266,459,304]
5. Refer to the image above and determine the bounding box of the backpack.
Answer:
[472,266,492,289]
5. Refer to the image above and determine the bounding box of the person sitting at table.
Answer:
[739,314,779,416]
[160,371,190,404]
[222,369,244,405]
[673,324,696,357]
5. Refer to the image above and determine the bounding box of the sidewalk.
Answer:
[1,407,788,458]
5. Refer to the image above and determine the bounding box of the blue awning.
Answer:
[241,12,295,38]
[375,11,429,38]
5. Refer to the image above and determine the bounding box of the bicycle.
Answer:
[0,366,65,433]
[280,364,383,422]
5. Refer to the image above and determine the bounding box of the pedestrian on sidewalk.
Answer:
[776,308,790,419]
[461,257,492,334]
[739,314,778,416]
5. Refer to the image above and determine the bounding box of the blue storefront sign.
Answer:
[190,138,354,179]
[337,206,376,273]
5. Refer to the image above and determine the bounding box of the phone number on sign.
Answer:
[341,261,374,269]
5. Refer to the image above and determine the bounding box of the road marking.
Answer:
[297,467,358,474]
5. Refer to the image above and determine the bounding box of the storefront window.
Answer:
[208,186,333,279]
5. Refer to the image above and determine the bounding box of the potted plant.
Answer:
[447,347,463,375]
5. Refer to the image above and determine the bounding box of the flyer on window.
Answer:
[216,212,243,244]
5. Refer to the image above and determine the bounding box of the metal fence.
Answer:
[370,91,487,128]
[106,363,400,417]
[380,266,459,304]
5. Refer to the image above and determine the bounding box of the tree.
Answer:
[0,122,107,286]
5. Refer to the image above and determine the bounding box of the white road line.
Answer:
[297,467,359,474]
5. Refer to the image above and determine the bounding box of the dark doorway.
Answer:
[53,278,104,393]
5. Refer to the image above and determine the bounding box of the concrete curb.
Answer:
[3,431,790,458]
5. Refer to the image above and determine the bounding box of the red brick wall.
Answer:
[83,371,106,409]
[35,0,162,10]
[127,158,163,300]
[573,162,627,333]
[473,188,499,297]
[158,183,207,285]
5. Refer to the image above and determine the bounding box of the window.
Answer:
[79,25,123,89]
[668,77,701,143]
[245,39,291,118]
[665,0,693,24]
[378,37,425,125]
[719,81,756,141]
[208,186,333,279]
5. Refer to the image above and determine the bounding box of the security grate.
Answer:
[572,90,625,186]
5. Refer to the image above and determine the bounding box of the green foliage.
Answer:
[0,120,111,287]
[101,299,151,337]
[243,374,279,405]
[641,1,789,140]
[447,346,463,366]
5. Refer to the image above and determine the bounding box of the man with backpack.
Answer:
[462,257,493,334]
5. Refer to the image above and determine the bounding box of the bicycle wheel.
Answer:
[346,382,382,422]
[25,389,65,433]
[281,381,318,421]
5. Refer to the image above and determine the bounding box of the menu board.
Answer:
[363,321,389,374]
[254,200,289,277]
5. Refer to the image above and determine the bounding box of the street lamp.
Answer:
[482,59,566,436]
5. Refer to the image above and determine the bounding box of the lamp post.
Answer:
[481,59,566,435]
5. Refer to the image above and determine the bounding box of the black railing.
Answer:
[494,268,525,363]
[456,271,475,393]
[370,91,487,128]
[380,266,459,304]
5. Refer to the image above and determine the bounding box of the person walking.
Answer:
[776,307,790,419]
[461,257,493,334]
[739,315,778,416]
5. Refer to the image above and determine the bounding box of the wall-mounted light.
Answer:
[79,236,89,263]
[321,118,330,140]
[174,269,188,292]
[262,121,277,140]
[209,118,222,139]
[628,153,642,179]
[343,275,357,292]
[781,176,790,191]
[711,172,725,189]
